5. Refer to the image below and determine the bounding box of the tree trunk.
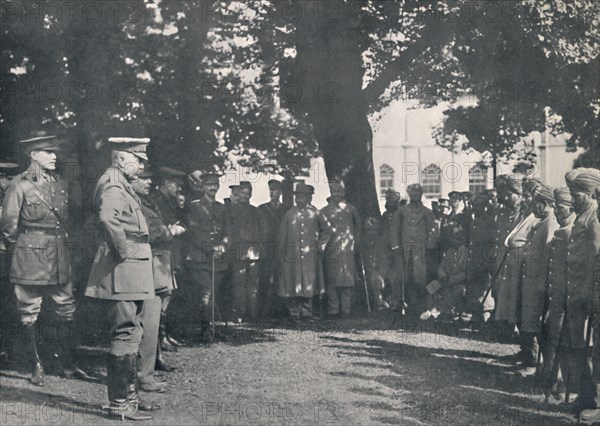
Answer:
[289,0,380,219]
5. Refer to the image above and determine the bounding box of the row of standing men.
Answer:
[1,131,600,421]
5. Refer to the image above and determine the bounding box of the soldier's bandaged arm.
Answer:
[0,179,23,244]
[97,185,131,260]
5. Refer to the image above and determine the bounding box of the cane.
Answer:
[358,252,371,315]
[211,252,216,341]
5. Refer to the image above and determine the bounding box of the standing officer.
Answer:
[184,173,228,341]
[390,183,437,315]
[227,181,263,323]
[85,137,156,420]
[133,170,185,393]
[149,167,187,352]
[258,179,287,318]
[382,189,401,309]
[1,133,79,386]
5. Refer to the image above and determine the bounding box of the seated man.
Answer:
[420,227,468,321]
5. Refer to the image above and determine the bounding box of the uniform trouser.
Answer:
[286,297,313,318]
[14,282,75,324]
[366,270,385,309]
[578,323,600,409]
[138,294,161,385]
[232,261,259,321]
[520,331,540,367]
[258,259,278,317]
[465,268,494,314]
[188,265,224,324]
[327,287,352,316]
[160,291,171,318]
[106,300,144,357]
[402,249,428,312]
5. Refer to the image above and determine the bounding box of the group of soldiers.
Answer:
[1,129,600,422]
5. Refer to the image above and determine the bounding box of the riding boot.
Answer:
[155,342,176,372]
[127,354,160,412]
[159,322,176,352]
[106,353,153,421]
[23,323,44,386]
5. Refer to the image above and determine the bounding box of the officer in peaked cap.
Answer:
[84,136,156,420]
[1,131,81,387]
[184,170,229,341]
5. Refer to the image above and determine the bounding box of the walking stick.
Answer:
[358,252,371,315]
[211,252,216,341]
[480,250,508,308]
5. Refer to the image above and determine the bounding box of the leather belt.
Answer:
[125,233,149,244]
[23,226,66,236]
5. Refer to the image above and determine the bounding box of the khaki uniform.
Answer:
[390,203,437,311]
[184,195,228,324]
[85,167,153,357]
[1,165,74,323]
[85,167,154,301]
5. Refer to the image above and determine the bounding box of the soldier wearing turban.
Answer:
[516,182,559,376]
[564,168,600,419]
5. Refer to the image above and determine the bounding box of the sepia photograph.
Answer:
[1,0,599,424]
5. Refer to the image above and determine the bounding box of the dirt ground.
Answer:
[0,313,579,425]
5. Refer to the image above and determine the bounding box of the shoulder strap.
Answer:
[25,180,64,224]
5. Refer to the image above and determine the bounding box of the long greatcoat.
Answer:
[495,212,538,323]
[140,195,177,293]
[543,213,576,346]
[320,201,361,289]
[278,205,330,298]
[565,201,600,347]
[520,212,559,333]
[2,165,71,285]
[85,167,154,301]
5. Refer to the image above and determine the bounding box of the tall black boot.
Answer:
[127,354,160,412]
[155,342,176,373]
[54,320,88,379]
[105,354,153,421]
[23,323,44,386]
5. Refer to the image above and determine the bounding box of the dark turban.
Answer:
[407,183,423,194]
[533,183,554,204]
[554,186,573,208]
[522,176,543,195]
[565,168,600,194]
[496,175,522,195]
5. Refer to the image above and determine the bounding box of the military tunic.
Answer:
[1,165,75,323]
[565,202,600,347]
[390,203,437,289]
[2,165,71,286]
[85,167,154,301]
[150,190,183,271]
[278,205,329,298]
[544,213,575,346]
[520,212,559,333]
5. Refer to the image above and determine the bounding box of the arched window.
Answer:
[379,164,395,198]
[422,164,442,199]
[469,165,488,193]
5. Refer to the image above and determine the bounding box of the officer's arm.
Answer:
[317,211,333,253]
[97,184,130,260]
[1,180,23,244]
[146,209,172,244]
